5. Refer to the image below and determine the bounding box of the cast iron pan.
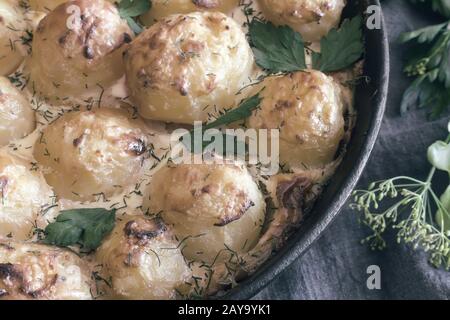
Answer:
[224,0,389,300]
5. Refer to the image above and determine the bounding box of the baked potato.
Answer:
[0,0,27,76]
[258,0,346,42]
[144,162,266,264]
[29,0,68,11]
[0,240,93,300]
[0,77,35,147]
[0,150,55,241]
[96,215,191,300]
[124,11,254,124]
[28,0,133,101]
[247,70,345,169]
[34,108,152,202]
[29,0,118,12]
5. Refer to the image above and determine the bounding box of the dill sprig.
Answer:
[351,128,450,270]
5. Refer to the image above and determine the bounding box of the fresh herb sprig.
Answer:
[203,93,262,130]
[399,22,450,118]
[409,0,450,18]
[249,20,306,73]
[116,0,151,34]
[312,16,365,72]
[351,124,450,270]
[44,208,116,251]
[248,16,364,74]
[180,93,262,154]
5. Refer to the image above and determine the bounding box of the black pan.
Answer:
[225,0,389,299]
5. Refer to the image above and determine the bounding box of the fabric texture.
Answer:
[255,0,450,300]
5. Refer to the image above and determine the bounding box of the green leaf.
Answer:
[117,0,151,17]
[312,16,364,72]
[126,16,143,34]
[248,20,306,73]
[436,185,450,233]
[428,140,450,173]
[204,93,262,130]
[44,208,116,251]
[398,23,448,44]
[401,76,450,118]
[409,0,450,18]
[180,93,262,155]
[116,0,150,34]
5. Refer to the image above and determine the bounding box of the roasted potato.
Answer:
[29,0,117,12]
[29,0,68,11]
[34,108,152,202]
[247,70,345,169]
[145,163,266,264]
[0,77,35,147]
[0,240,93,300]
[0,1,27,76]
[0,150,55,241]
[141,0,239,25]
[96,215,191,300]
[28,0,133,101]
[258,0,346,42]
[124,11,254,124]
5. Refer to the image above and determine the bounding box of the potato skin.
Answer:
[29,0,68,11]
[0,77,35,147]
[124,11,254,124]
[28,0,133,100]
[0,241,93,300]
[247,70,345,169]
[34,108,151,202]
[258,0,345,42]
[0,151,55,241]
[145,163,266,264]
[142,0,239,25]
[29,0,117,12]
[0,1,27,76]
[96,215,191,300]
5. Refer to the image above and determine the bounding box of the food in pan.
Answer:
[0,0,363,299]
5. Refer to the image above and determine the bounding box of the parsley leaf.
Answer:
[181,93,262,155]
[249,20,306,73]
[248,16,364,74]
[409,0,450,18]
[204,93,262,130]
[400,21,450,117]
[401,76,450,119]
[116,0,151,34]
[44,208,116,251]
[312,16,364,72]
[399,22,448,44]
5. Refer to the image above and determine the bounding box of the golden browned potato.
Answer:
[0,150,55,241]
[247,70,345,169]
[141,0,239,25]
[34,108,152,202]
[29,0,118,12]
[96,215,191,300]
[124,11,254,124]
[0,1,27,76]
[0,77,35,147]
[0,240,93,300]
[258,0,346,42]
[145,163,266,264]
[28,0,133,101]
[29,0,68,11]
